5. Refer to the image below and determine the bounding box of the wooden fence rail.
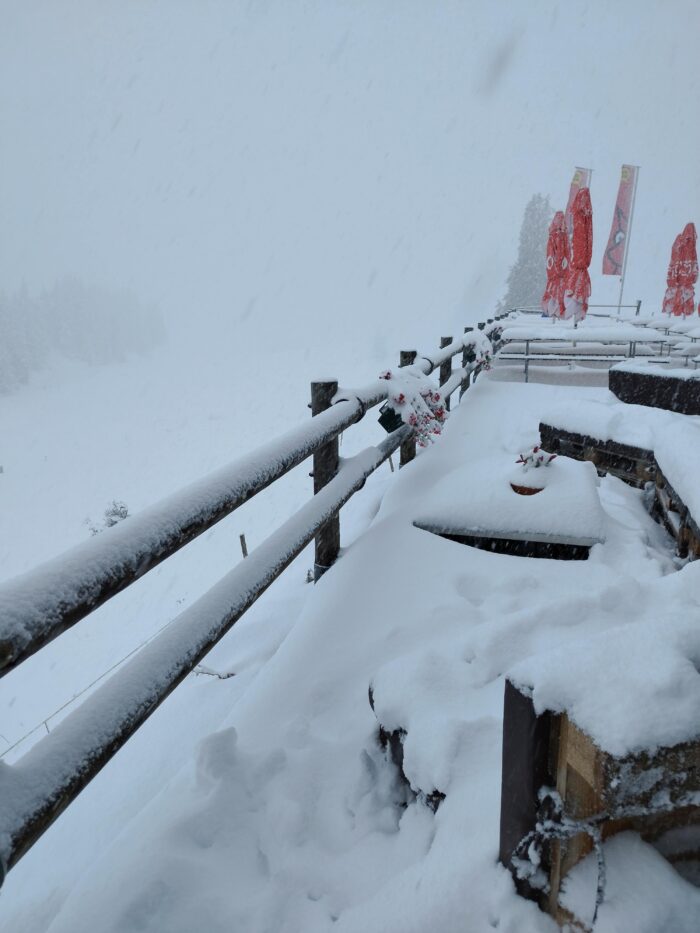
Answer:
[0,313,507,882]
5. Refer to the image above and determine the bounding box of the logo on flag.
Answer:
[565,167,592,233]
[603,165,638,276]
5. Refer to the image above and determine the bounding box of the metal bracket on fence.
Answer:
[333,395,368,424]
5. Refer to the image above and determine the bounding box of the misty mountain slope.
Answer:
[0,333,403,930]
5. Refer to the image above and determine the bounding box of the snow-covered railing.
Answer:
[0,390,385,675]
[0,312,507,881]
[0,429,409,880]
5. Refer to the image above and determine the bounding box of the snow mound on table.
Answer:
[500,320,668,344]
[539,395,693,452]
[414,454,605,546]
[510,609,700,756]
[612,359,700,380]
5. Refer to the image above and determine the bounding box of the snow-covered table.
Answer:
[413,456,605,560]
[497,321,674,381]
[500,321,669,345]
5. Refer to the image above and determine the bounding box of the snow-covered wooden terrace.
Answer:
[1,311,699,932]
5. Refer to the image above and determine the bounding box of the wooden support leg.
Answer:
[399,350,417,467]
[311,380,340,581]
[460,327,474,400]
[440,336,452,411]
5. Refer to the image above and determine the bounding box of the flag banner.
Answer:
[565,167,592,230]
[602,164,638,276]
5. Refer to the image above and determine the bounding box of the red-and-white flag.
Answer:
[602,164,638,276]
[565,167,592,232]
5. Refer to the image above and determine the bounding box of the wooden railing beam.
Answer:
[0,425,411,878]
[0,390,387,677]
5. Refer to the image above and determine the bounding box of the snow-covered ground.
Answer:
[3,2,700,929]
[3,355,699,932]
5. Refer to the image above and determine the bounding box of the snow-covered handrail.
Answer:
[0,314,511,679]
[0,311,508,882]
[417,320,502,374]
[0,388,388,676]
[0,426,411,879]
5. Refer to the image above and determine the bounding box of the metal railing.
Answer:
[510,301,642,317]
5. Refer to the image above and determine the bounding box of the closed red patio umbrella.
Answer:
[662,222,698,316]
[541,211,570,318]
[563,187,592,323]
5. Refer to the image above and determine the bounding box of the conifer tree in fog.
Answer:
[497,194,553,312]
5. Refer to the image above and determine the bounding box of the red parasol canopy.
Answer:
[662,222,698,316]
[563,187,592,322]
[541,211,571,317]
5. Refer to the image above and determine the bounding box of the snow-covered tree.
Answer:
[496,194,554,313]
[0,280,165,393]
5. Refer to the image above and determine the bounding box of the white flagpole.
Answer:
[617,165,640,314]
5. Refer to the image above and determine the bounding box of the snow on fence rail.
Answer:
[0,429,410,879]
[0,313,506,881]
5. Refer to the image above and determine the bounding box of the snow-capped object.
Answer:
[378,369,447,447]
[611,359,700,381]
[654,421,700,526]
[414,454,606,548]
[499,319,667,344]
[540,395,693,452]
[510,610,700,756]
[370,650,475,796]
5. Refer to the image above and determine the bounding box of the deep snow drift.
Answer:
[4,370,699,933]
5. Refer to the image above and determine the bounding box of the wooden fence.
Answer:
[0,314,506,884]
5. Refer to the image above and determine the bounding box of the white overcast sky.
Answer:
[2,0,699,348]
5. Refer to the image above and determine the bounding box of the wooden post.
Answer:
[499,680,555,907]
[439,336,452,411]
[399,350,417,466]
[311,380,340,581]
[460,327,474,399]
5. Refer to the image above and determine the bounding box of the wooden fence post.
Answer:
[311,380,340,581]
[440,337,452,411]
[399,350,417,466]
[460,327,474,399]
